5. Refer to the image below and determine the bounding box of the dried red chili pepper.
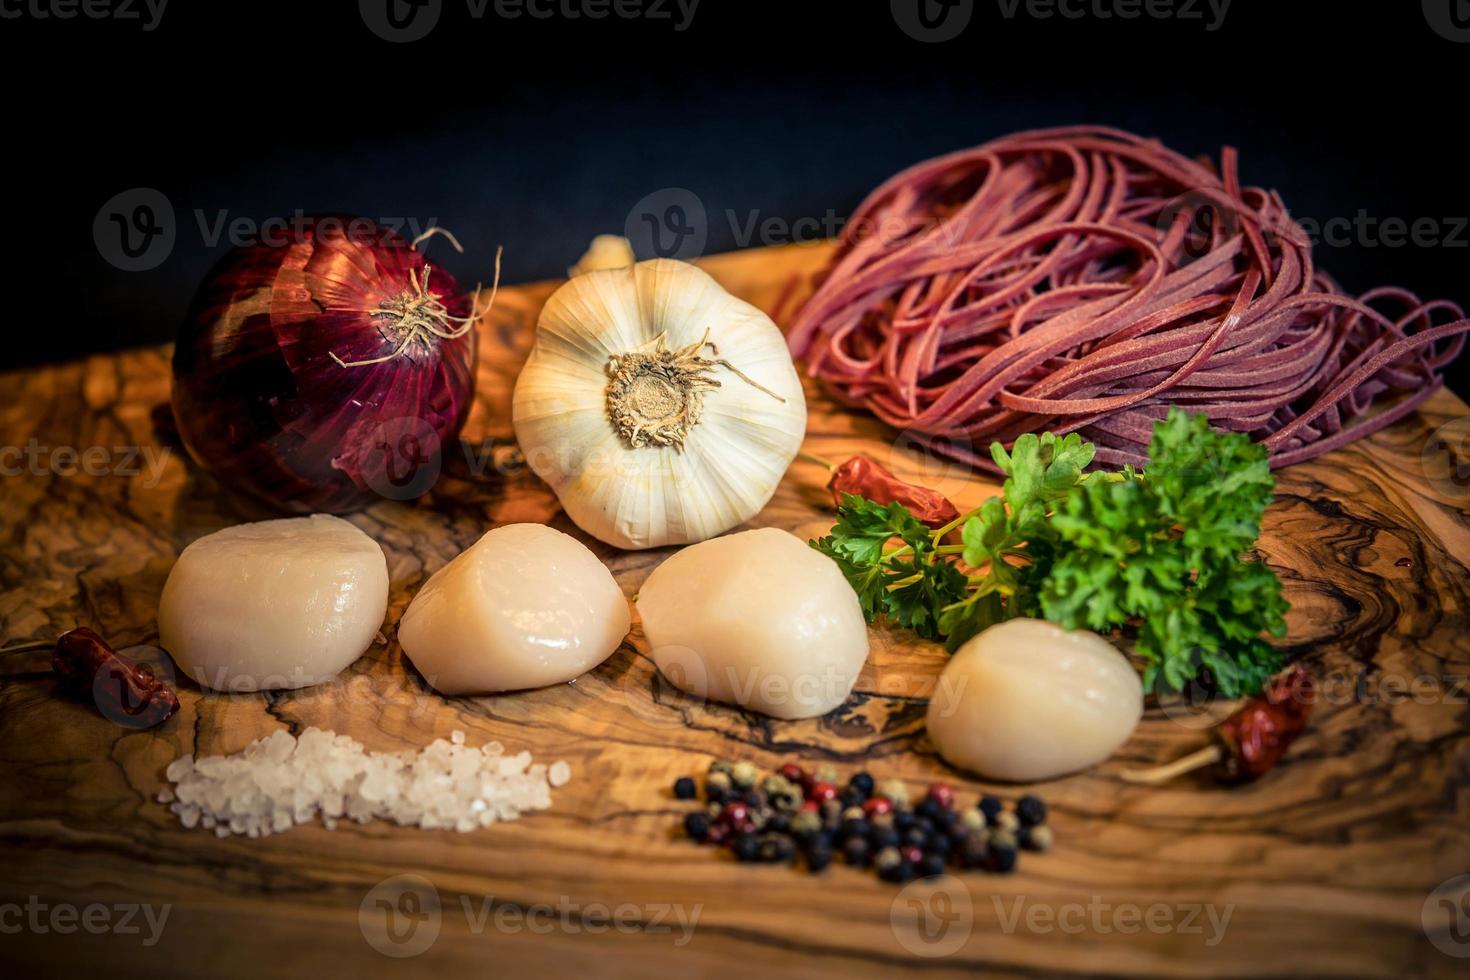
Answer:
[1122,666,1315,785]
[825,455,960,528]
[51,627,179,728]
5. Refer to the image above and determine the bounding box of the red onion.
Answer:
[788,126,1469,470]
[172,215,489,512]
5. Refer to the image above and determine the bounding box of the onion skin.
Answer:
[171,216,476,513]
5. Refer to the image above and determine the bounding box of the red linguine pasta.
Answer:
[787,126,1469,469]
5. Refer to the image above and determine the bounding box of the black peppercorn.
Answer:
[918,853,947,879]
[869,826,900,850]
[1016,794,1047,827]
[843,816,871,840]
[843,837,871,867]
[673,776,697,800]
[805,842,834,873]
[978,795,1003,821]
[849,772,875,799]
[758,834,796,864]
[902,826,928,849]
[894,810,917,833]
[987,842,1018,873]
[732,833,759,863]
[765,812,791,835]
[926,833,952,858]
[879,859,915,883]
[684,811,710,842]
[914,798,942,822]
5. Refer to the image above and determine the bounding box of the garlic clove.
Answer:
[569,235,636,276]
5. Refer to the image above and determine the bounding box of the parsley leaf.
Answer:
[811,409,1290,696]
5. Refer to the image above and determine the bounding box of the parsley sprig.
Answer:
[812,409,1289,697]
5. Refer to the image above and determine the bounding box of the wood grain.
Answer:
[2,243,1469,979]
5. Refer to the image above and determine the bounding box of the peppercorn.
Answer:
[790,809,822,839]
[722,801,754,834]
[960,809,986,833]
[894,810,917,833]
[926,833,953,858]
[705,823,729,846]
[861,796,892,818]
[684,811,710,842]
[901,844,924,866]
[878,779,910,807]
[958,833,990,869]
[708,759,734,779]
[879,858,915,883]
[902,826,927,849]
[815,764,839,786]
[763,775,802,811]
[990,829,1018,852]
[839,787,864,809]
[843,836,871,866]
[777,762,808,787]
[978,795,1003,821]
[869,826,900,850]
[707,801,724,819]
[807,781,838,805]
[918,853,947,878]
[1020,825,1054,852]
[914,798,942,822]
[926,783,955,811]
[742,789,766,809]
[766,812,791,835]
[731,833,759,862]
[820,799,844,828]
[874,846,901,871]
[731,761,760,790]
[751,806,775,831]
[758,834,796,864]
[849,772,875,799]
[995,810,1020,834]
[1016,794,1047,827]
[706,771,733,802]
[869,810,896,833]
[804,842,834,873]
[843,816,871,841]
[987,842,1018,873]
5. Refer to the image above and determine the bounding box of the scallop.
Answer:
[927,618,1143,782]
[397,523,630,695]
[635,527,870,720]
[157,514,389,692]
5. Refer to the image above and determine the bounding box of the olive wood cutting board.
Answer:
[2,243,1469,979]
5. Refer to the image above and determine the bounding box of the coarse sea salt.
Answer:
[162,727,570,838]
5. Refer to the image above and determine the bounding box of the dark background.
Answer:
[7,0,1468,395]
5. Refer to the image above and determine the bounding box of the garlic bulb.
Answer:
[513,259,806,550]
